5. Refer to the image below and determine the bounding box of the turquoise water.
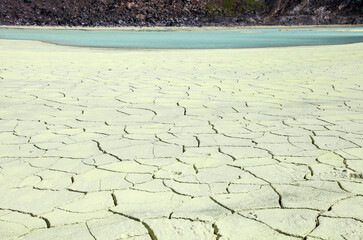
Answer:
[0,27,362,49]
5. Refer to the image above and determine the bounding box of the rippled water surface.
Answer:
[0,27,362,48]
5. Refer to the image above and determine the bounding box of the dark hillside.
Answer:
[0,0,362,26]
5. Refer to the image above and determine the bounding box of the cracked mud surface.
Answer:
[0,39,362,240]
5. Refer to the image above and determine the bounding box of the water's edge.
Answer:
[1,27,362,49]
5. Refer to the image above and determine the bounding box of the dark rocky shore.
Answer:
[0,0,362,27]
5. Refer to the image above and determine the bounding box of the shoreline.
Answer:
[1,25,362,50]
[1,24,363,32]
[2,38,363,52]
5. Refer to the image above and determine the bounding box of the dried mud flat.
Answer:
[0,38,362,240]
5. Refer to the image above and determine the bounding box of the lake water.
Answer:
[0,27,362,49]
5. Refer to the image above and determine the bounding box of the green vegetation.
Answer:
[203,0,267,16]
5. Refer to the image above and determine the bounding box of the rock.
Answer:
[126,2,133,9]
[136,14,146,21]
[0,0,362,27]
